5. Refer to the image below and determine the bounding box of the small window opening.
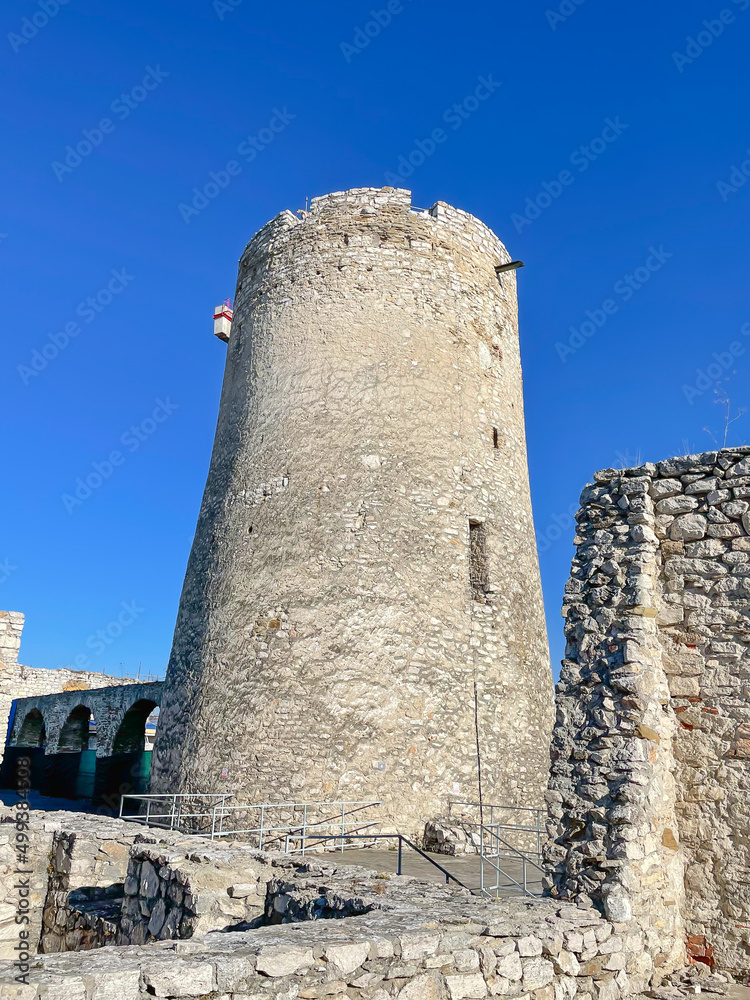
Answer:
[469,520,490,601]
[493,428,499,449]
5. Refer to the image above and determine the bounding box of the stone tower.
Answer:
[151,187,553,832]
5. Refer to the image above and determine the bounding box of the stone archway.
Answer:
[96,698,159,812]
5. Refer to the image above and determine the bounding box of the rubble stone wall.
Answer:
[546,447,750,974]
[152,187,554,835]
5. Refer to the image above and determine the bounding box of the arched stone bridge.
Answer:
[2,682,162,808]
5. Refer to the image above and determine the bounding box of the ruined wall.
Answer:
[0,807,657,1000]
[153,187,554,834]
[0,611,133,769]
[546,447,750,975]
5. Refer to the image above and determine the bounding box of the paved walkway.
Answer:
[296,845,543,896]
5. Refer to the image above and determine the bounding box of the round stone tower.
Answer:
[151,187,553,833]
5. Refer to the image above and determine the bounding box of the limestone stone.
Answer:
[670,515,707,541]
[522,958,555,990]
[325,941,370,976]
[445,973,488,998]
[256,945,314,977]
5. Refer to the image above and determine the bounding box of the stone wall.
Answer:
[0,807,660,1000]
[0,611,135,769]
[117,838,275,946]
[0,805,139,960]
[7,684,162,759]
[152,186,554,835]
[546,447,750,974]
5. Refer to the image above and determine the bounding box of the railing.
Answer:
[119,795,381,847]
[445,801,546,899]
[478,822,545,898]
[447,801,545,857]
[306,833,472,891]
[119,793,233,831]
[208,800,381,850]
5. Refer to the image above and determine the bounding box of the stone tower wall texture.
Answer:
[151,187,554,833]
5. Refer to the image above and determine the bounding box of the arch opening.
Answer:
[98,699,159,814]
[113,699,158,754]
[17,709,46,748]
[58,705,92,753]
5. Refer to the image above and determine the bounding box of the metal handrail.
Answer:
[118,795,382,845]
[299,833,472,892]
[479,823,545,898]
[447,801,545,860]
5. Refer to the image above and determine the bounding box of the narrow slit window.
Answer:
[493,428,499,449]
[469,520,490,600]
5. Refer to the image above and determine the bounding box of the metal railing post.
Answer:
[340,802,345,854]
[397,837,402,876]
[169,796,176,831]
[302,804,307,857]
[145,797,151,826]
[259,806,264,850]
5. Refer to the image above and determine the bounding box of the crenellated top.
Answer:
[237,187,512,272]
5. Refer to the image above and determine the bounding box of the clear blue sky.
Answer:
[2,0,748,680]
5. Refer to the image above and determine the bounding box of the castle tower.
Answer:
[151,188,553,832]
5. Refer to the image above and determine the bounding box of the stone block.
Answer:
[517,936,543,957]
[445,973,488,999]
[325,941,370,976]
[522,958,555,991]
[256,945,314,977]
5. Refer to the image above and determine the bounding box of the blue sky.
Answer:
[1,0,748,680]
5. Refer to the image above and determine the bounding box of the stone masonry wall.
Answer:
[0,805,139,960]
[0,612,135,767]
[152,187,554,835]
[7,684,162,759]
[546,447,750,975]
